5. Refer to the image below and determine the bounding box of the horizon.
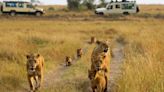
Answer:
[38,0,164,5]
[0,0,164,5]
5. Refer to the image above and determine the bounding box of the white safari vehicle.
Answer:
[0,1,44,16]
[95,0,139,15]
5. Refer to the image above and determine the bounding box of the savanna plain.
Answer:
[0,5,163,92]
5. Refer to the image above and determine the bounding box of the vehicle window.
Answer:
[107,5,113,9]
[27,4,33,8]
[130,4,135,9]
[116,4,120,9]
[18,3,24,8]
[110,5,113,9]
[6,2,17,7]
[109,5,113,9]
[122,3,135,9]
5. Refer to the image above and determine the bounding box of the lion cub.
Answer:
[77,48,83,58]
[26,53,44,92]
[91,36,97,44]
[65,56,72,66]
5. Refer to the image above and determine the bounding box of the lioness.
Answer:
[91,40,111,73]
[26,53,44,92]
[89,69,107,92]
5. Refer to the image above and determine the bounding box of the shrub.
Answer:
[48,7,55,11]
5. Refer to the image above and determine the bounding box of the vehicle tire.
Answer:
[95,11,98,14]
[136,6,140,13]
[10,11,16,16]
[0,12,2,15]
[35,12,42,16]
[99,12,104,15]
[123,12,129,15]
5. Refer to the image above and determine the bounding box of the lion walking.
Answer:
[26,53,44,92]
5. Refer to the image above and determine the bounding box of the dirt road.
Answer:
[42,41,124,92]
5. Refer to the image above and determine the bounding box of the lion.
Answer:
[91,40,111,73]
[65,56,72,66]
[89,69,107,92]
[89,40,111,92]
[77,48,83,58]
[26,53,44,92]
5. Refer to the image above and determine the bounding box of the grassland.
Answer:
[0,5,163,92]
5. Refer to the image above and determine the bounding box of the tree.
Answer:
[67,0,81,10]
[82,0,95,10]
[100,0,106,6]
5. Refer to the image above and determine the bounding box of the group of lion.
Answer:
[65,48,83,66]
[88,39,111,92]
[25,37,111,92]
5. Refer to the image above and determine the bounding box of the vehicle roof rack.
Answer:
[3,1,30,3]
[110,0,136,3]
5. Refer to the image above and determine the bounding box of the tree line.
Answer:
[67,0,107,10]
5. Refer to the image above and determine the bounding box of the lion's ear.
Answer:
[105,40,110,45]
[26,55,30,59]
[105,40,109,43]
[96,40,101,45]
[36,54,40,58]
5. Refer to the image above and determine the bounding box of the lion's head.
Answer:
[88,69,96,80]
[94,40,110,54]
[92,54,107,71]
[26,53,40,73]
[66,56,72,62]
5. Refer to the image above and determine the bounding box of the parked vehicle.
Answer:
[95,0,139,15]
[0,1,45,16]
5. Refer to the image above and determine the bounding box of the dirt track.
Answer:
[42,41,124,92]
[108,42,124,91]
[17,39,124,92]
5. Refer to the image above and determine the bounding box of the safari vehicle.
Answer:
[0,2,2,14]
[0,1,45,16]
[95,0,139,15]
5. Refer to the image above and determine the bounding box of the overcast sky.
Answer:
[0,0,164,5]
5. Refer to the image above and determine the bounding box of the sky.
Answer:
[0,0,164,5]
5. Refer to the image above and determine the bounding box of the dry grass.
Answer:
[111,20,164,92]
[0,5,163,92]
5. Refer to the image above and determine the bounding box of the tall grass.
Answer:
[112,22,164,92]
[0,19,118,91]
[0,6,164,92]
